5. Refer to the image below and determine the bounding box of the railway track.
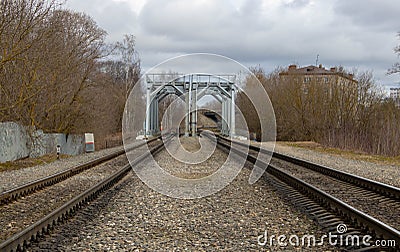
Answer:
[25,136,338,251]
[2,132,398,251]
[214,134,400,251]
[0,137,158,205]
[0,137,166,252]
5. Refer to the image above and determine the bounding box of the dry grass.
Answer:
[0,154,69,172]
[278,141,400,166]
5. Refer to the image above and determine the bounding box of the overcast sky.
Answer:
[65,0,400,88]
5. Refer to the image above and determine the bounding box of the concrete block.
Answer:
[0,122,30,162]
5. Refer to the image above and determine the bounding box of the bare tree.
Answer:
[0,0,59,123]
[0,0,142,149]
[239,65,400,156]
[0,0,59,68]
[0,1,108,132]
[114,34,141,99]
[35,10,107,133]
[388,32,400,75]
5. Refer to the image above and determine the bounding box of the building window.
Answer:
[323,87,329,96]
[302,83,308,94]
[324,77,329,83]
[304,77,311,83]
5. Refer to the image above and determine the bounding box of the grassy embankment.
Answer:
[279,141,400,166]
[0,154,69,172]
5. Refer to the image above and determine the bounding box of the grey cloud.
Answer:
[66,0,400,85]
[137,1,336,57]
[66,0,137,41]
[283,0,312,9]
[138,0,245,41]
[334,0,400,32]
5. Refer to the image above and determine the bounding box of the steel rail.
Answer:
[0,138,166,252]
[215,137,400,249]
[0,137,159,205]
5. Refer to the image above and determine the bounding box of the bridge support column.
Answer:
[221,100,224,135]
[156,98,159,133]
[230,88,235,137]
[221,98,228,136]
[145,87,159,137]
[185,93,190,136]
[150,99,154,135]
[145,86,151,138]
[227,97,231,136]
[150,97,159,135]
[191,88,197,136]
[225,99,229,136]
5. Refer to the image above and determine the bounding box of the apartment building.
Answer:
[279,64,358,95]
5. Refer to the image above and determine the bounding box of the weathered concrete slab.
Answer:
[0,122,85,162]
[0,122,30,162]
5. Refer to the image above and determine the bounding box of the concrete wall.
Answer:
[30,131,85,158]
[0,122,85,162]
[0,122,30,162]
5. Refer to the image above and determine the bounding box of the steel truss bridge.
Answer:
[144,73,238,137]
